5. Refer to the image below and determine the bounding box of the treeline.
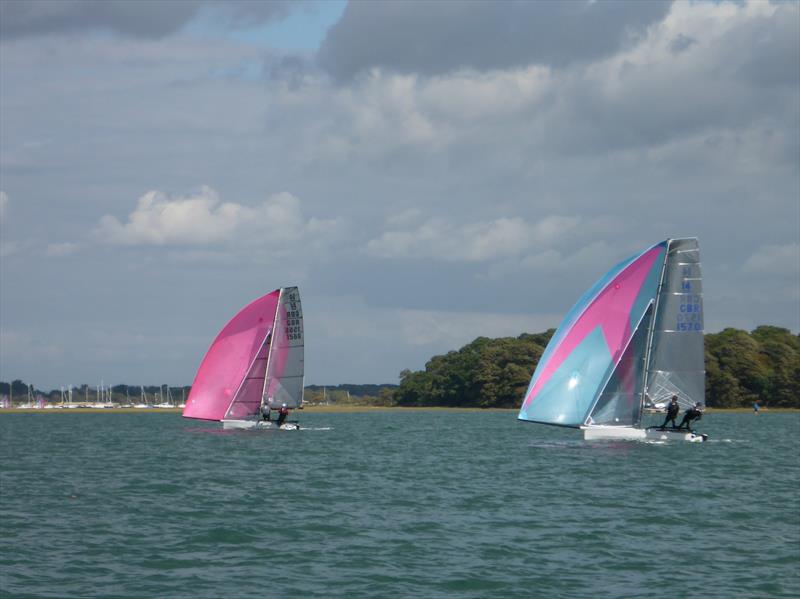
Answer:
[2,326,796,409]
[303,384,398,406]
[393,331,553,409]
[705,326,799,407]
[304,384,398,398]
[392,326,799,409]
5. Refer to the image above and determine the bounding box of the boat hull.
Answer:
[582,425,706,443]
[222,420,299,431]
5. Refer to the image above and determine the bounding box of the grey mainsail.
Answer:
[642,238,705,413]
[262,286,305,409]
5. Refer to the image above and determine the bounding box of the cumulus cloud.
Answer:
[94,186,343,249]
[265,1,798,178]
[742,243,800,276]
[365,215,580,262]
[0,0,295,40]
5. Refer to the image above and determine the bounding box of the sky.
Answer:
[1,0,798,390]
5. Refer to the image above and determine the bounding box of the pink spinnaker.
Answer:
[523,246,663,409]
[183,290,280,421]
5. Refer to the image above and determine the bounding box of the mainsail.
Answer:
[642,238,704,413]
[518,239,704,429]
[261,286,305,411]
[182,287,304,422]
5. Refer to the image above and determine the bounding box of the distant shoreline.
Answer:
[1,406,798,414]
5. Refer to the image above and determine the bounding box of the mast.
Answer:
[637,240,671,427]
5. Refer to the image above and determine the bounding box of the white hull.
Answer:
[582,425,706,443]
[222,419,299,431]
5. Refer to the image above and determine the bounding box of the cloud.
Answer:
[318,0,671,80]
[315,293,560,354]
[742,243,800,276]
[0,241,19,259]
[260,1,798,179]
[0,191,7,223]
[95,186,241,245]
[0,0,295,40]
[0,191,15,258]
[94,186,344,250]
[365,215,580,262]
[45,242,79,257]
[1,1,798,389]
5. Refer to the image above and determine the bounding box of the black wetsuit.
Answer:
[660,401,680,429]
[678,407,702,430]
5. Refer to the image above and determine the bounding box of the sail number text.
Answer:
[285,302,303,341]
[676,291,702,331]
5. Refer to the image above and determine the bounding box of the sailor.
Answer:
[660,395,680,429]
[260,402,271,422]
[277,403,290,427]
[678,402,703,430]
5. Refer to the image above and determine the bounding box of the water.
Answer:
[1,411,798,598]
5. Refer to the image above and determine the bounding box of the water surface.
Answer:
[1,411,798,597]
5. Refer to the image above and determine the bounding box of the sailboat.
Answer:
[518,238,707,442]
[182,287,304,430]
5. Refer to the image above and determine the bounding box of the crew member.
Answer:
[678,402,703,430]
[660,395,680,429]
[260,402,271,422]
[277,403,290,427]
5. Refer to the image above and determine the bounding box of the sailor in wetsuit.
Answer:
[260,402,271,422]
[276,403,290,427]
[660,396,680,429]
[678,403,703,430]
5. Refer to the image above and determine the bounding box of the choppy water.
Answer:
[1,411,798,598]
